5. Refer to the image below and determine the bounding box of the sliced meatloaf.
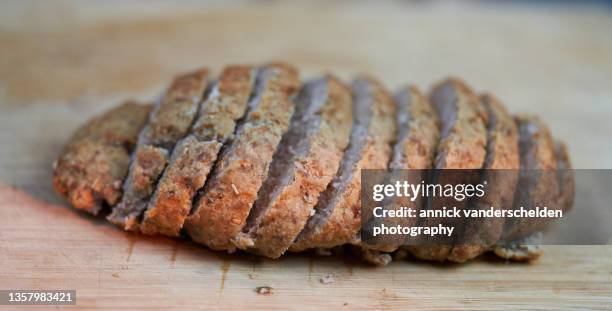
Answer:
[290,75,396,252]
[408,78,488,262]
[141,66,255,237]
[53,101,151,215]
[390,86,440,171]
[52,64,574,264]
[234,74,353,258]
[447,93,519,262]
[494,139,574,261]
[107,69,209,231]
[499,115,558,242]
[362,86,440,253]
[185,63,299,252]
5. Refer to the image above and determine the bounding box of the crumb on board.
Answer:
[111,272,120,278]
[248,272,257,279]
[320,274,335,284]
[255,286,272,295]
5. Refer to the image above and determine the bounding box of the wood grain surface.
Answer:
[1,1,611,309]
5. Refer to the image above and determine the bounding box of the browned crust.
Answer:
[408,78,487,262]
[481,94,520,171]
[190,66,256,142]
[236,75,353,258]
[140,66,255,237]
[107,69,209,230]
[185,63,299,251]
[147,69,211,148]
[448,93,520,262]
[53,101,151,215]
[432,78,487,170]
[289,75,396,252]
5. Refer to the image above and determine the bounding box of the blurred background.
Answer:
[1,0,611,198]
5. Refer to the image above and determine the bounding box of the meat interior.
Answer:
[243,77,328,232]
[430,82,458,157]
[293,78,372,242]
[389,88,413,169]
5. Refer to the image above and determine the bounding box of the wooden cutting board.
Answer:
[1,1,611,309]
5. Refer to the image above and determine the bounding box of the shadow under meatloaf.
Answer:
[289,76,396,254]
[233,75,353,258]
[107,69,209,231]
[53,101,152,215]
[140,66,255,237]
[184,63,299,252]
[407,78,488,262]
[447,93,520,263]
[361,86,439,253]
[494,139,574,261]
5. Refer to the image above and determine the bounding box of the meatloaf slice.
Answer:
[390,86,440,172]
[493,140,574,261]
[447,93,519,262]
[53,101,151,215]
[408,78,488,262]
[234,75,353,258]
[185,63,299,252]
[499,115,558,242]
[107,69,209,231]
[289,75,396,252]
[362,86,439,253]
[140,66,255,237]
